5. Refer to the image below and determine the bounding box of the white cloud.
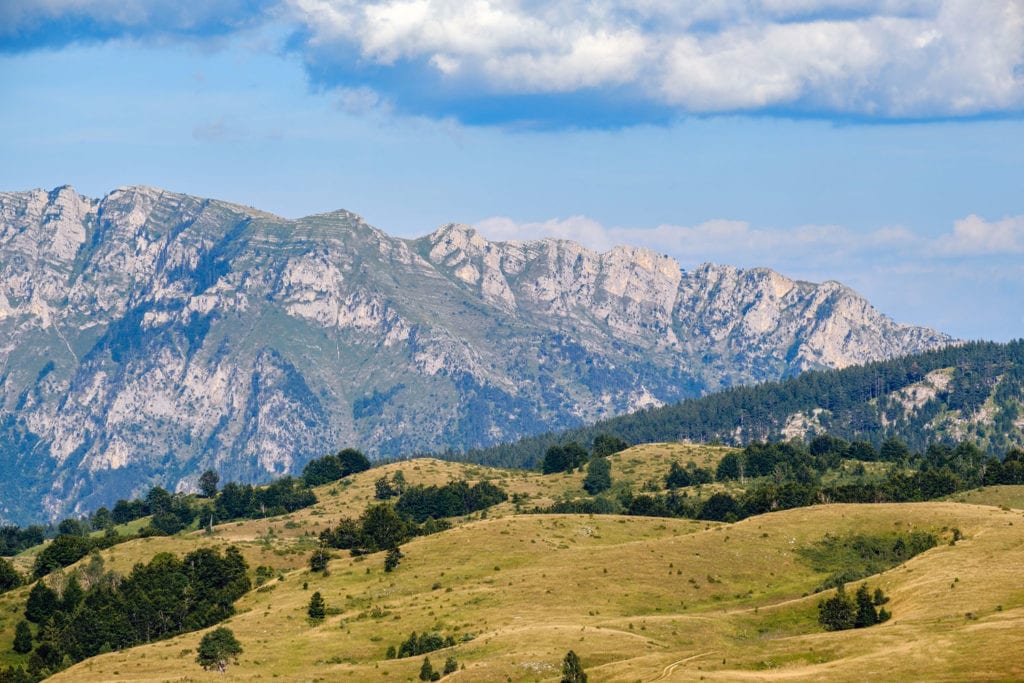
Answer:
[936,214,1024,255]
[6,0,1022,122]
[283,0,1024,119]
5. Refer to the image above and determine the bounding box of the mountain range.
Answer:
[0,185,949,522]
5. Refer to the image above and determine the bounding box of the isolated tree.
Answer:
[195,627,243,673]
[198,469,220,498]
[443,656,458,675]
[419,656,439,681]
[561,650,587,682]
[582,456,612,494]
[309,545,330,573]
[384,546,403,573]
[308,591,326,620]
[13,620,32,654]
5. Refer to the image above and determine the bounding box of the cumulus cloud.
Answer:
[283,0,1024,122]
[2,0,1023,124]
[935,214,1024,255]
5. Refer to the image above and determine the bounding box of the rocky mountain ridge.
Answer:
[0,185,950,522]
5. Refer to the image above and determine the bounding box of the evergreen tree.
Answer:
[817,585,855,631]
[854,583,879,627]
[12,621,32,654]
[24,582,58,624]
[592,434,629,457]
[419,656,437,681]
[384,547,403,573]
[665,461,691,488]
[195,627,243,673]
[60,575,84,613]
[309,545,330,573]
[561,650,587,683]
[582,456,612,494]
[443,656,458,675]
[307,591,326,621]
[0,558,20,594]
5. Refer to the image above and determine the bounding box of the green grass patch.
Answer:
[796,529,938,591]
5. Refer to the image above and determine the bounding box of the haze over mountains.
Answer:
[0,185,950,522]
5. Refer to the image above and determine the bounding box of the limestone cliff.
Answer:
[0,186,950,521]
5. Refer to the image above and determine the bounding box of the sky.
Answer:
[0,1,1022,341]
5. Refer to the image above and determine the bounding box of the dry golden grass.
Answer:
[3,449,1022,682]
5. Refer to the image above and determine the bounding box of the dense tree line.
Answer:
[16,546,249,680]
[0,526,45,556]
[444,340,1024,469]
[394,480,508,523]
[533,435,1013,524]
[301,448,371,486]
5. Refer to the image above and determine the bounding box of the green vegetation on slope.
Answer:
[448,340,1024,469]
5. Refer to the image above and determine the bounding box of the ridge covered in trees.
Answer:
[444,340,1024,470]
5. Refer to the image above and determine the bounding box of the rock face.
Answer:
[0,186,950,522]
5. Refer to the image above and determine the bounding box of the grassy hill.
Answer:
[2,446,1023,681]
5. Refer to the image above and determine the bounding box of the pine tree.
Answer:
[419,656,436,681]
[24,582,58,624]
[309,545,329,573]
[583,456,612,494]
[817,585,855,631]
[384,546,403,573]
[13,620,32,654]
[561,650,587,683]
[854,583,879,628]
[307,591,326,621]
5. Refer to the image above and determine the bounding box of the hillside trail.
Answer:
[651,651,716,680]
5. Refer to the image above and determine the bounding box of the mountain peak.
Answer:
[0,185,952,522]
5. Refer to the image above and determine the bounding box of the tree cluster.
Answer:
[817,583,891,631]
[392,631,456,658]
[395,480,508,523]
[214,477,317,520]
[301,448,371,486]
[19,546,249,679]
[319,503,437,556]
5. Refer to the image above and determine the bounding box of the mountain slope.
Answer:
[0,185,948,522]
[456,340,1024,470]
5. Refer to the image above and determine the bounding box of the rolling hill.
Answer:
[1,447,1023,681]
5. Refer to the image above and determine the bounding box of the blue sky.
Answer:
[1,1,1022,341]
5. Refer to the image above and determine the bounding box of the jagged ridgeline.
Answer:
[451,340,1024,469]
[0,186,947,523]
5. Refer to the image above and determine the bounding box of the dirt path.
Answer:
[650,651,716,681]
